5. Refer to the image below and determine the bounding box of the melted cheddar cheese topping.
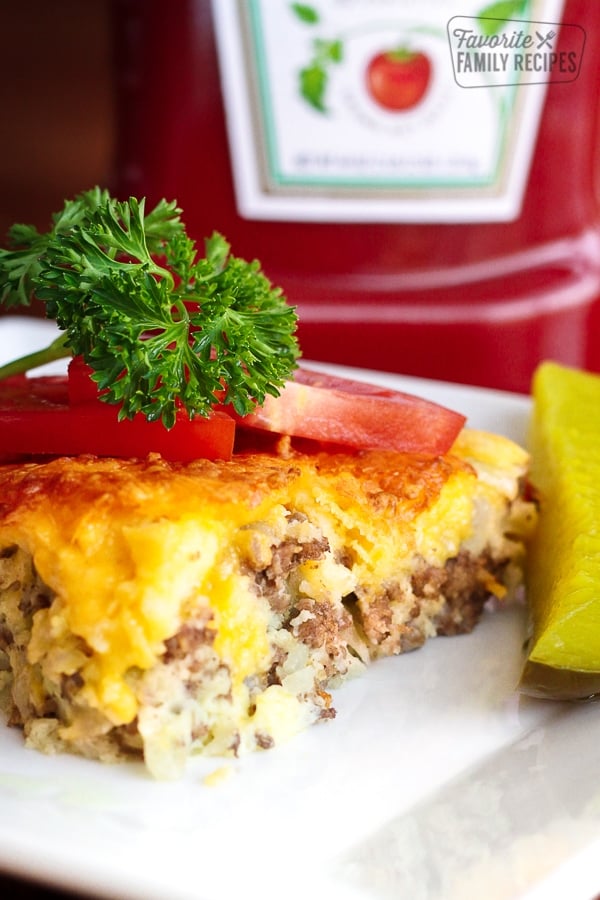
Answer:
[0,432,526,726]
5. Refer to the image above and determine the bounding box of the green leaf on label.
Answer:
[291,3,320,25]
[478,0,529,34]
[315,38,343,64]
[298,38,343,113]
[299,62,328,111]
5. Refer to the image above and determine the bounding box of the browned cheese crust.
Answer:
[0,435,536,778]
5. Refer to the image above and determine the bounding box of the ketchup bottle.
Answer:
[110,0,600,393]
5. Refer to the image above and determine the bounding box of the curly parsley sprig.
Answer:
[0,188,299,428]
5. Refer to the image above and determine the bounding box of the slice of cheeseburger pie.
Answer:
[0,429,536,779]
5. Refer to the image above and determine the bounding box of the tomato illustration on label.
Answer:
[365,48,432,111]
[290,1,510,117]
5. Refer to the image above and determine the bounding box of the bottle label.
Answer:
[211,0,564,223]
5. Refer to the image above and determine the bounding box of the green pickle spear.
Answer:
[521,360,600,699]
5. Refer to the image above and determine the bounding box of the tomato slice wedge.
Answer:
[0,374,234,462]
[68,355,105,405]
[234,367,466,455]
[1,365,465,461]
[0,373,70,407]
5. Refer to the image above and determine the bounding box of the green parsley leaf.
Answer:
[0,189,300,428]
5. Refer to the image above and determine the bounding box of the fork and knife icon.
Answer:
[536,28,557,48]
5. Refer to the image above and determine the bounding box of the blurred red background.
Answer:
[0,0,114,281]
[1,1,599,391]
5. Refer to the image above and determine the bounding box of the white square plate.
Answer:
[0,317,599,900]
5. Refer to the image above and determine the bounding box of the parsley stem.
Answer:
[0,332,71,380]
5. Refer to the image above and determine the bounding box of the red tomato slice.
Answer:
[68,356,105,404]
[0,373,70,407]
[0,375,234,463]
[234,367,466,455]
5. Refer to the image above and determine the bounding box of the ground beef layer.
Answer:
[0,433,536,778]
